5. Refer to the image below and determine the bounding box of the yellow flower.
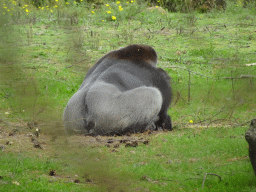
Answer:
[107,10,111,14]
[126,1,129,4]
[91,11,95,14]
[106,4,109,7]
[42,7,44,9]
[156,6,158,8]
[131,0,134,3]
[66,2,69,4]
[119,6,123,11]
[54,5,58,8]
[116,1,120,4]
[7,9,10,11]
[102,20,104,22]
[3,7,7,9]
[189,120,193,123]
[81,0,83,1]
[112,16,116,20]
[55,0,58,1]
[25,9,29,12]
[50,10,53,13]
[74,1,77,3]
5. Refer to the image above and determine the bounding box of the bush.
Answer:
[147,0,226,12]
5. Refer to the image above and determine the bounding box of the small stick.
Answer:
[202,173,222,189]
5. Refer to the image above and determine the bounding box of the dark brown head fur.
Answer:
[110,44,158,66]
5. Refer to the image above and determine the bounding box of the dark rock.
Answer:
[245,119,256,175]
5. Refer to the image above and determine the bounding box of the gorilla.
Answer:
[245,119,256,175]
[63,44,172,136]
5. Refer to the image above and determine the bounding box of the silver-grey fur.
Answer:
[63,44,172,135]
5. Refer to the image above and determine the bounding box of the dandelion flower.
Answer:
[54,5,58,8]
[50,10,53,13]
[131,0,134,3]
[112,16,116,20]
[106,4,109,6]
[25,9,29,12]
[107,10,111,14]
[116,1,121,4]
[189,120,193,123]
[55,0,58,1]
[119,6,123,11]
[65,2,69,4]
[91,11,95,14]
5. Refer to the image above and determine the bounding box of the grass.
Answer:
[0,126,254,191]
[0,0,256,191]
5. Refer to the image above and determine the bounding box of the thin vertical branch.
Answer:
[188,70,191,104]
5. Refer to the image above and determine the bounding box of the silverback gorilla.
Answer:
[63,44,172,135]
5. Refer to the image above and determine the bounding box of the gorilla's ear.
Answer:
[111,44,158,67]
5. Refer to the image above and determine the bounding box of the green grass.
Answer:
[0,127,254,191]
[0,0,256,191]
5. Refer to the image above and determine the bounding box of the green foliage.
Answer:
[148,0,227,12]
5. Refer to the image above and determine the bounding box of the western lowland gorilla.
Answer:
[63,44,172,135]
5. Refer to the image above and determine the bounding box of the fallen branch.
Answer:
[165,66,218,80]
[202,173,222,189]
[222,75,256,79]
[66,58,88,68]
[245,63,256,66]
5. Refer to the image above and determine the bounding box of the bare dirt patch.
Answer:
[0,120,170,154]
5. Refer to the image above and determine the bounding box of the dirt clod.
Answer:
[125,141,138,147]
[49,170,56,176]
[74,179,80,183]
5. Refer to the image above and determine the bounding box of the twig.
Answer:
[165,66,218,80]
[97,138,149,144]
[222,75,256,79]
[196,105,226,125]
[66,58,87,68]
[202,173,222,189]
[159,178,188,188]
[224,170,249,176]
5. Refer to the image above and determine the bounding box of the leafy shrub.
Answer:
[147,0,226,12]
